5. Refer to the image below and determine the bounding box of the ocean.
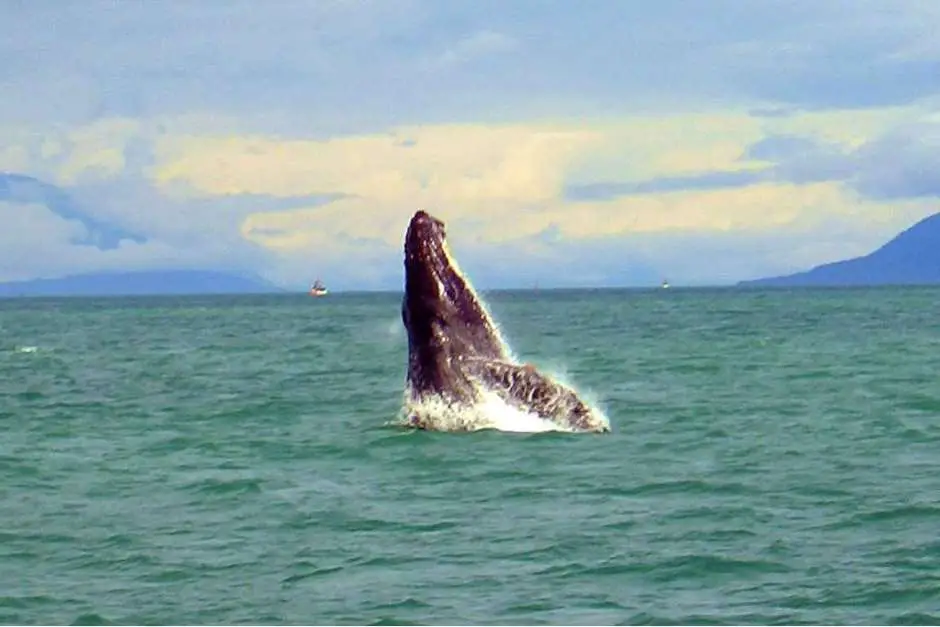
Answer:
[2,287,939,625]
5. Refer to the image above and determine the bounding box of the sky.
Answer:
[2,0,940,290]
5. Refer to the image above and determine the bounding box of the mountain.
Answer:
[0,270,284,297]
[739,213,940,287]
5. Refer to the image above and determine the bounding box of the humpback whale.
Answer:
[400,210,611,433]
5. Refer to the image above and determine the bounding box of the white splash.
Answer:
[385,317,403,339]
[475,389,575,433]
[398,387,575,434]
[397,298,610,434]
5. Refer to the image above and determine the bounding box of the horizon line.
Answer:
[3,283,939,300]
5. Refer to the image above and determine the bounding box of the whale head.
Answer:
[402,210,506,400]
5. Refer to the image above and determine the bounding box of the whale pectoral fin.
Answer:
[467,358,603,431]
[469,359,561,405]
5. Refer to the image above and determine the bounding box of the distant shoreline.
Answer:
[4,283,940,300]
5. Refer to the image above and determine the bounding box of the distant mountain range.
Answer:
[0,270,284,297]
[739,213,940,287]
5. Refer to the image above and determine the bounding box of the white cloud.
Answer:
[0,200,168,281]
[2,2,940,288]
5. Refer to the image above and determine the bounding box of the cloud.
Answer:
[2,2,940,288]
[0,173,146,249]
[151,110,785,212]
[146,115,791,265]
[566,170,765,200]
[4,2,939,130]
[3,97,938,288]
[0,199,200,282]
[565,105,940,205]
[850,122,940,200]
[152,123,599,202]
[0,168,284,284]
[710,1,940,109]
[136,107,938,288]
[151,122,603,268]
[758,119,940,201]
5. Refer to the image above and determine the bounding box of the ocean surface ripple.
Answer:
[2,288,939,625]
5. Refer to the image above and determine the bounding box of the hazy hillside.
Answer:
[0,270,284,297]
[739,213,940,287]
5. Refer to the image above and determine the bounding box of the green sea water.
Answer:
[2,288,939,625]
